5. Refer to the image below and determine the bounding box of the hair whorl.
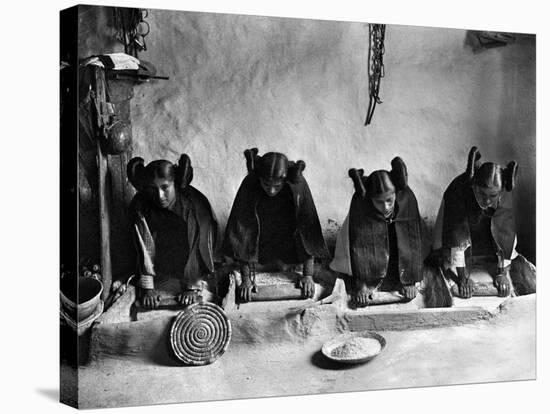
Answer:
[390,157,408,190]
[503,161,518,191]
[467,146,481,180]
[287,160,306,183]
[349,168,366,198]
[244,148,259,173]
[176,154,194,189]
[127,157,146,191]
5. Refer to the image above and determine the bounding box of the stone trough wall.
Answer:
[88,273,507,363]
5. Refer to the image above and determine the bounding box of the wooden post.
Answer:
[97,139,112,301]
[91,66,114,301]
[105,79,135,279]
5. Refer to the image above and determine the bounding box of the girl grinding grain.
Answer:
[222,148,329,302]
[425,146,536,305]
[330,157,425,307]
[127,154,217,309]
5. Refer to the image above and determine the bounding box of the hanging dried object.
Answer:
[113,8,150,57]
[364,24,386,126]
[464,30,516,53]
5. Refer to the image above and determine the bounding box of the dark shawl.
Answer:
[349,186,424,284]
[222,171,329,263]
[442,172,515,261]
[130,185,217,278]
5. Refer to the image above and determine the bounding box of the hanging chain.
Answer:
[365,24,386,126]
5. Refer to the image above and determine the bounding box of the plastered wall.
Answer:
[78,7,536,264]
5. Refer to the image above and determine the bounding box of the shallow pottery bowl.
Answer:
[321,331,386,364]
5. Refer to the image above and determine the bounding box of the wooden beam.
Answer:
[91,66,114,300]
[97,138,112,300]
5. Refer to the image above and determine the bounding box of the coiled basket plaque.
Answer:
[170,302,231,366]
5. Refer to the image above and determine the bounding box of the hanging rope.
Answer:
[364,24,386,126]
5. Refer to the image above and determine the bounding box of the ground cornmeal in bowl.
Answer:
[330,337,382,359]
[322,331,386,364]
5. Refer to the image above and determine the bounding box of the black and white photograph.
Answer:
[26,0,544,411]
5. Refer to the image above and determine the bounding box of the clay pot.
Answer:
[60,276,104,322]
[104,120,132,155]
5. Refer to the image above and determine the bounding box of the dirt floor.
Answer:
[64,294,535,409]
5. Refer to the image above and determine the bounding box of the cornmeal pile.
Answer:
[330,337,382,359]
[253,272,296,285]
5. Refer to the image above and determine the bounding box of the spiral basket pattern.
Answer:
[170,302,231,366]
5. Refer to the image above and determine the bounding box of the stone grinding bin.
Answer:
[87,265,512,363]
